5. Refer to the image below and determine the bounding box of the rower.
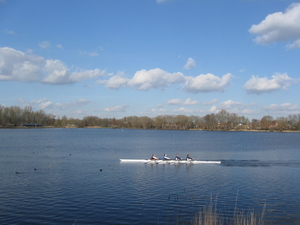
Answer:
[174,154,182,160]
[186,154,194,161]
[162,154,170,160]
[150,154,158,160]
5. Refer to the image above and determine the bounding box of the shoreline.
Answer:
[1,126,300,132]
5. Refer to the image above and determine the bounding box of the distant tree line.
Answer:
[1,105,300,131]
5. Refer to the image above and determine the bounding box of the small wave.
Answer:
[221,160,300,167]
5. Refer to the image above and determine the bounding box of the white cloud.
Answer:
[105,72,129,89]
[30,97,48,105]
[219,99,243,109]
[104,105,128,112]
[70,69,106,83]
[208,100,257,115]
[241,109,257,114]
[183,98,199,105]
[249,3,300,47]
[105,71,233,93]
[0,47,44,82]
[287,39,300,49]
[127,68,185,91]
[105,68,186,90]
[56,44,63,49]
[173,107,193,113]
[71,98,95,107]
[244,73,298,94]
[173,107,204,114]
[39,41,51,49]
[203,99,218,105]
[42,59,71,84]
[263,103,300,115]
[0,47,106,85]
[151,108,167,113]
[40,101,57,109]
[184,57,196,70]
[43,62,105,85]
[166,98,199,106]
[209,105,218,113]
[184,73,232,93]
[1,47,234,94]
[167,99,182,105]
[20,98,94,110]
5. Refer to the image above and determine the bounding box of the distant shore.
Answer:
[2,125,300,133]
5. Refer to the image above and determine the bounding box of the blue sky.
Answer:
[1,0,300,120]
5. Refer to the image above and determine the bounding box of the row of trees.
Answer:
[1,105,300,131]
[0,106,56,127]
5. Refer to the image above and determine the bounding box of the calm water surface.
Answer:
[0,128,300,224]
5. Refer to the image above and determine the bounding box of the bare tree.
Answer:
[260,115,274,130]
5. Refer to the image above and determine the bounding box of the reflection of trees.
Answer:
[1,105,300,131]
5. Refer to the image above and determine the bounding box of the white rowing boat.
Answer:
[120,159,221,164]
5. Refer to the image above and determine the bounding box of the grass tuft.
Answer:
[190,203,265,225]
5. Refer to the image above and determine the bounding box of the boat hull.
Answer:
[120,159,221,164]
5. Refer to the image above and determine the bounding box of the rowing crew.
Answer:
[150,154,194,161]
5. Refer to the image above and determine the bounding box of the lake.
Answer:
[0,128,300,224]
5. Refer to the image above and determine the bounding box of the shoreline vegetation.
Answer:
[180,197,266,225]
[189,206,265,225]
[1,105,300,132]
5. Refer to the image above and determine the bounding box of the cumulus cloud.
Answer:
[173,107,204,114]
[184,58,196,70]
[167,98,199,106]
[184,98,199,105]
[249,3,300,48]
[287,39,300,49]
[219,99,243,109]
[151,108,167,113]
[106,68,186,91]
[0,47,106,84]
[104,71,233,93]
[1,47,234,94]
[42,59,71,84]
[105,72,129,89]
[0,47,44,82]
[209,100,257,115]
[184,73,232,93]
[203,99,218,105]
[167,99,182,105]
[244,73,298,94]
[70,69,106,83]
[209,105,218,113]
[104,105,128,112]
[18,98,94,110]
[263,103,300,115]
[128,68,185,90]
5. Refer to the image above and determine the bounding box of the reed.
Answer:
[190,203,265,225]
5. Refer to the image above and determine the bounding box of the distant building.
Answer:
[21,123,43,127]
